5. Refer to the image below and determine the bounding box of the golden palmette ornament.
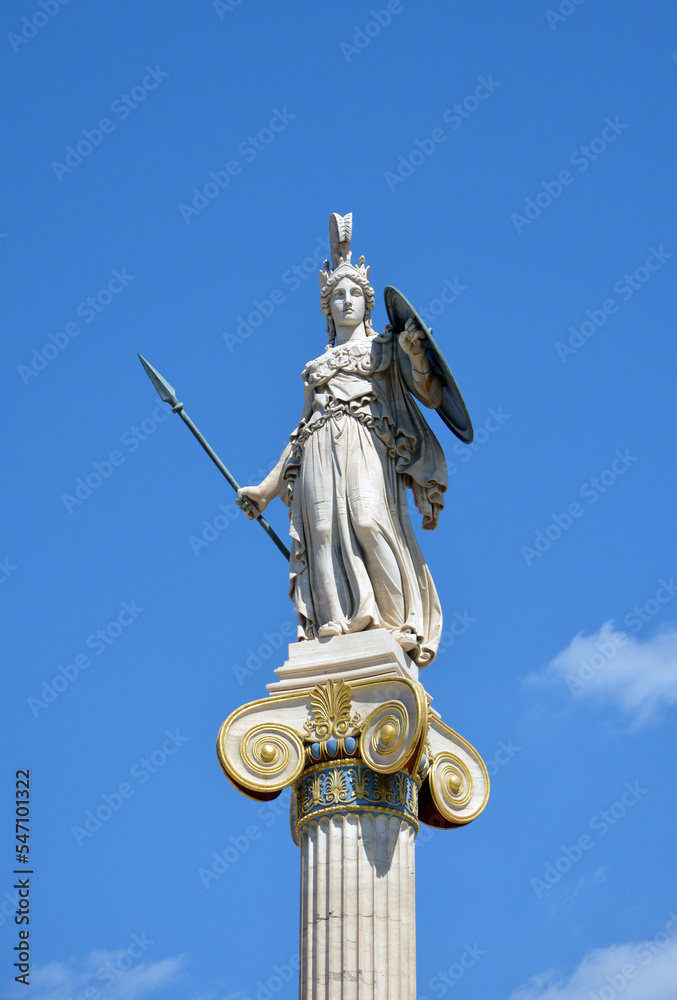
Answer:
[303,678,361,741]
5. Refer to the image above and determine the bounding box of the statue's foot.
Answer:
[318,620,343,638]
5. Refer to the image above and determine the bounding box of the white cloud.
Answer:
[529,621,677,728]
[508,921,677,1000]
[3,947,185,1000]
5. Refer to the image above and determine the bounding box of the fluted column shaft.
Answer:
[296,767,417,1000]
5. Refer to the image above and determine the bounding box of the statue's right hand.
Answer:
[236,486,267,519]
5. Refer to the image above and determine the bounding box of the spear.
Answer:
[137,354,290,561]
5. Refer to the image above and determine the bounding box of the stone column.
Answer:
[216,631,490,999]
[295,763,418,999]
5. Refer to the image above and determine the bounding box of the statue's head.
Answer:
[319,213,375,346]
[328,275,367,330]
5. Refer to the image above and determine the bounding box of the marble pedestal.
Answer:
[217,629,489,998]
[267,629,419,694]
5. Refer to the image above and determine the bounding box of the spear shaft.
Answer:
[137,354,290,561]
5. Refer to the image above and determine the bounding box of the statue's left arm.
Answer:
[396,318,443,409]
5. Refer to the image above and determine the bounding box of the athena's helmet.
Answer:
[319,213,376,345]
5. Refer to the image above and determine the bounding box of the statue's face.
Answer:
[330,277,366,327]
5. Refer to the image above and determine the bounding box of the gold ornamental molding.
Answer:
[303,678,361,740]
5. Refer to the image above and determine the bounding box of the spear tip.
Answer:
[137,353,179,407]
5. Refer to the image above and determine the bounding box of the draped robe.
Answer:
[282,330,447,666]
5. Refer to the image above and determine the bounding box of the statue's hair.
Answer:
[320,264,375,347]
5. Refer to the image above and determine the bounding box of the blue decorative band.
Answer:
[295,763,419,834]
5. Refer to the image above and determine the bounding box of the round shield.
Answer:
[384,285,473,443]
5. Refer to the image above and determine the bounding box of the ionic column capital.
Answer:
[217,669,489,834]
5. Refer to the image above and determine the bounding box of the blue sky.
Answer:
[2,0,677,997]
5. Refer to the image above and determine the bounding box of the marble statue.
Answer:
[139,212,488,999]
[237,213,470,667]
